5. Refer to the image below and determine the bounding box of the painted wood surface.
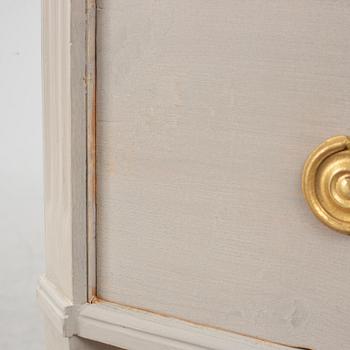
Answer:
[41,0,95,348]
[79,302,298,350]
[42,0,87,304]
[96,1,350,349]
[37,274,295,350]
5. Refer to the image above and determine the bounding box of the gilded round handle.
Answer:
[302,135,350,234]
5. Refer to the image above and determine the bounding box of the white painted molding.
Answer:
[38,275,296,350]
[37,275,78,338]
[78,303,297,350]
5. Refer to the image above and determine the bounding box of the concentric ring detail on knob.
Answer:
[302,136,350,234]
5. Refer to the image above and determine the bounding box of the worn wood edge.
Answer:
[86,0,97,303]
[77,302,302,350]
[37,275,79,337]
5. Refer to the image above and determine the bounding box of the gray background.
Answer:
[0,1,44,349]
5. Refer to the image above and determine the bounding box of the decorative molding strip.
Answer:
[37,275,79,337]
[78,303,295,350]
[38,276,302,350]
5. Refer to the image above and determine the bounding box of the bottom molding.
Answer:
[37,275,304,350]
[78,302,297,350]
[37,275,78,337]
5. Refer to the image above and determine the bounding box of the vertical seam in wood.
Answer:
[86,0,97,303]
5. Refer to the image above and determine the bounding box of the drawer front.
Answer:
[95,1,350,349]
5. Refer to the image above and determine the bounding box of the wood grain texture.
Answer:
[42,0,87,304]
[96,1,350,349]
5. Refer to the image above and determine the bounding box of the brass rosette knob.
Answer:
[302,136,350,234]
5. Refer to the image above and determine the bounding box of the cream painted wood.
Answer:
[78,303,295,350]
[41,0,89,348]
[96,1,350,350]
[41,0,350,349]
[37,274,292,350]
[42,0,87,304]
[42,1,275,349]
